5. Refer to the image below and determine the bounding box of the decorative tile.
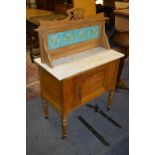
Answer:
[48,32,62,50]
[48,25,100,50]
[88,26,99,39]
[62,30,75,46]
[76,27,89,42]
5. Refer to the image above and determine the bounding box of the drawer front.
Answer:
[77,65,108,105]
[76,60,120,105]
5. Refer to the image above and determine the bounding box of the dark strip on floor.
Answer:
[78,116,110,147]
[99,111,122,128]
[86,104,122,128]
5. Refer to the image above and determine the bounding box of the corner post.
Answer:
[107,90,114,110]
[42,99,48,118]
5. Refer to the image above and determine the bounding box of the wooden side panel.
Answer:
[62,77,79,112]
[106,59,120,90]
[38,32,48,63]
[38,66,63,112]
[100,22,111,49]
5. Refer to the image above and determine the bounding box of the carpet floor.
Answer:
[27,93,129,155]
[26,50,40,101]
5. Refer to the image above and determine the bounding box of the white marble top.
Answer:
[34,47,124,81]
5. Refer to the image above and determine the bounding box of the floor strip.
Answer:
[78,116,110,147]
[99,111,122,128]
[86,104,122,128]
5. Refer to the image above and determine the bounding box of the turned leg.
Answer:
[61,114,68,139]
[107,90,114,111]
[117,56,125,83]
[42,99,48,118]
[116,47,129,89]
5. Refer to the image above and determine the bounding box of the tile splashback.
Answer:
[48,25,100,50]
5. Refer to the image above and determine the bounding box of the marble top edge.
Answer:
[34,48,124,80]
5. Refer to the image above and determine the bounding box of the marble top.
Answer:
[34,47,124,81]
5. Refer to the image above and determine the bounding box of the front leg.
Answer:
[42,99,48,118]
[61,113,68,139]
[107,90,114,111]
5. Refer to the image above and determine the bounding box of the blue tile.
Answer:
[76,27,89,42]
[47,25,100,50]
[48,32,62,50]
[88,25,100,39]
[62,30,75,46]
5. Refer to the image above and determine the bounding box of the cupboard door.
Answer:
[77,65,108,105]
[63,60,120,111]
[76,60,120,105]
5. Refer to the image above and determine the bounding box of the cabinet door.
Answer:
[63,60,119,112]
[77,64,108,105]
[77,60,119,105]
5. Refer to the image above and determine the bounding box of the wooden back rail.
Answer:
[36,9,110,67]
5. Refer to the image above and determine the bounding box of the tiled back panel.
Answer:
[48,25,100,50]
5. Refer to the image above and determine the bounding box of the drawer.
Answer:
[77,65,108,105]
